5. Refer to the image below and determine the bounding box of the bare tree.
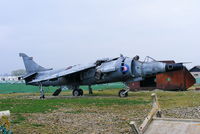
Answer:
[11,69,26,76]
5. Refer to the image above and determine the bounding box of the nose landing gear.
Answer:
[118,89,129,97]
[72,89,83,96]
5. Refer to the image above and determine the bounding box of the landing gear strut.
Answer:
[72,89,83,96]
[39,84,45,99]
[88,85,93,95]
[118,89,129,97]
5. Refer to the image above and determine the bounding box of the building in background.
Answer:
[0,76,24,83]
[190,66,200,85]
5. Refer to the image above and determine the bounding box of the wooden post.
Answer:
[139,93,161,133]
[129,93,162,134]
[129,121,140,134]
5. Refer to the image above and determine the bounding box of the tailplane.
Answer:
[19,53,50,73]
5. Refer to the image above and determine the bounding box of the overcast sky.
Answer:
[0,0,200,74]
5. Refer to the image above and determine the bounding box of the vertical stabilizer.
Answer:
[19,53,49,73]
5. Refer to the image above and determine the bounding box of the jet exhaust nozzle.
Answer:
[165,63,184,72]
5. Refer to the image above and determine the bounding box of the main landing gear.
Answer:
[39,84,45,99]
[118,89,129,97]
[72,85,93,96]
[72,89,83,96]
[88,85,93,95]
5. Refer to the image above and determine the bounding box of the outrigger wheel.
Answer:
[118,89,128,97]
[73,89,83,96]
[40,95,45,99]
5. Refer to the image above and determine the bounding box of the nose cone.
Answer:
[165,63,184,72]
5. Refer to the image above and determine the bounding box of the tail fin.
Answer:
[19,53,49,73]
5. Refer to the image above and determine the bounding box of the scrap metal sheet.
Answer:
[144,118,200,134]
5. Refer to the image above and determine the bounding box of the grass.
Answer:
[0,83,55,94]
[1,88,200,114]
[0,83,125,94]
[0,96,149,113]
[1,90,200,116]
[1,84,200,133]
[31,123,45,127]
[12,114,26,124]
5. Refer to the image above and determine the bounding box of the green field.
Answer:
[0,83,125,94]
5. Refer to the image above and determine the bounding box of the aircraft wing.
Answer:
[29,63,96,83]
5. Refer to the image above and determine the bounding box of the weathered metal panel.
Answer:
[128,82,156,91]
[128,77,156,91]
[156,69,185,90]
[184,67,196,88]
[156,67,195,90]
[128,82,140,90]
[144,118,200,134]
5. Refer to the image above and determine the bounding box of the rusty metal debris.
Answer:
[130,93,200,134]
[128,62,195,92]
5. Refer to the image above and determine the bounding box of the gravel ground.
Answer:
[13,106,151,134]
[13,106,200,134]
[162,106,200,119]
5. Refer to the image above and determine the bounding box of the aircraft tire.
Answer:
[73,89,81,96]
[118,89,128,97]
[40,95,45,99]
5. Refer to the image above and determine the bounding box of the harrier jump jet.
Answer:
[19,53,183,98]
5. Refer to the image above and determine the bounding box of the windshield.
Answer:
[143,56,157,63]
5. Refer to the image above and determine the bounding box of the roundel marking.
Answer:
[121,64,129,73]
